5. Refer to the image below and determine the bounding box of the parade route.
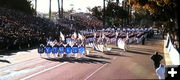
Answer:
[1,0,179,79]
[0,35,168,80]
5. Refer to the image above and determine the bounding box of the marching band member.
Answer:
[59,43,65,58]
[45,44,52,58]
[52,43,58,58]
[38,44,44,58]
[65,44,72,58]
[38,27,153,59]
[72,43,78,58]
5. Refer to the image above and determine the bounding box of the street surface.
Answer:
[0,36,167,80]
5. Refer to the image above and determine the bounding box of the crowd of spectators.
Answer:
[63,13,103,30]
[0,8,104,52]
[0,7,70,51]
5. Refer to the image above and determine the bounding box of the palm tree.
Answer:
[61,0,63,18]
[49,0,51,19]
[116,0,119,5]
[35,0,37,16]
[103,0,105,28]
[57,0,61,18]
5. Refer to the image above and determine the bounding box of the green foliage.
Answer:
[0,0,35,15]
[152,4,176,22]
[105,2,129,19]
[91,1,129,27]
[91,6,103,20]
[91,2,129,19]
[133,8,151,21]
[133,7,153,26]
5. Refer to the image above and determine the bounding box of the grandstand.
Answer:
[0,7,70,51]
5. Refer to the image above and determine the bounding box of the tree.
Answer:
[91,6,103,20]
[127,0,177,22]
[128,0,179,48]
[133,7,152,26]
[49,0,52,19]
[105,2,129,27]
[91,1,129,27]
[57,0,61,18]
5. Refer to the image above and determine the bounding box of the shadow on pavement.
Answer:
[127,49,153,55]
[0,47,37,56]
[111,47,121,50]
[0,51,15,56]
[128,47,155,53]
[0,59,11,64]
[43,57,110,64]
[104,51,131,57]
[86,54,111,60]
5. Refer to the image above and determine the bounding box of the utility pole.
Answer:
[49,0,52,19]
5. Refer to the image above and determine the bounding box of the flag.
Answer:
[72,32,77,39]
[115,31,118,38]
[60,32,65,41]
[102,32,105,39]
[78,33,83,40]
[126,32,129,40]
[94,32,96,39]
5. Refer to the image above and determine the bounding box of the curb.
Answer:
[163,40,172,65]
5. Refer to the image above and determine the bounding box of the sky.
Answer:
[30,0,103,13]
[30,0,123,13]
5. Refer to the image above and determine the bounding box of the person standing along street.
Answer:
[151,52,163,69]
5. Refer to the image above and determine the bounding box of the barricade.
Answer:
[165,33,180,65]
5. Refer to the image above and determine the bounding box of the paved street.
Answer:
[0,0,179,79]
[0,36,167,80]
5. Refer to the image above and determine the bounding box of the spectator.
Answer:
[151,52,163,69]
[0,7,71,51]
